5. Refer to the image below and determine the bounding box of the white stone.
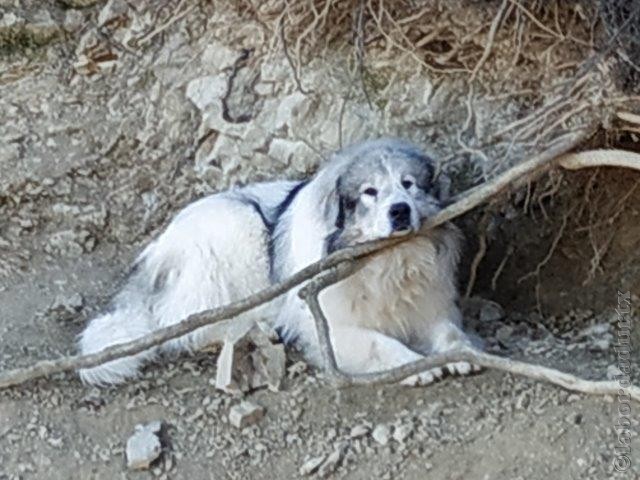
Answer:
[299,455,325,476]
[201,42,237,72]
[606,364,623,380]
[392,424,413,443]
[229,401,265,429]
[98,0,128,27]
[372,425,391,445]
[126,422,162,470]
[318,448,344,477]
[0,13,19,28]
[349,424,370,439]
[479,299,505,323]
[268,138,314,166]
[275,92,312,129]
[186,75,228,111]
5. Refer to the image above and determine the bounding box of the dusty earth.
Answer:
[1,0,639,479]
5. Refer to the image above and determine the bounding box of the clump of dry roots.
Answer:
[229,0,639,181]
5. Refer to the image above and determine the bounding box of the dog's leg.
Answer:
[329,326,448,386]
[426,321,481,379]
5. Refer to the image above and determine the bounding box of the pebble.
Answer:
[349,424,370,439]
[318,447,344,477]
[372,425,391,445]
[392,424,413,443]
[479,300,505,322]
[126,421,163,470]
[495,325,514,343]
[46,293,84,320]
[229,401,265,429]
[299,455,325,476]
[588,338,611,352]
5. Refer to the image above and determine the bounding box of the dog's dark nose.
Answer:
[389,202,412,231]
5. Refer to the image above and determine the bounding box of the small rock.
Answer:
[214,321,286,393]
[566,393,582,403]
[126,421,163,470]
[495,325,514,344]
[515,392,531,410]
[349,424,370,439]
[0,13,20,29]
[392,424,413,443]
[372,425,391,445]
[479,300,505,323]
[63,10,85,32]
[299,455,325,476]
[97,0,128,27]
[287,361,307,378]
[46,293,84,321]
[229,401,265,429]
[318,447,344,477]
[588,338,611,352]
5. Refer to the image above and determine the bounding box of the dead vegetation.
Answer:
[230,0,638,175]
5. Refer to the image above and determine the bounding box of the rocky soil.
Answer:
[1,1,639,479]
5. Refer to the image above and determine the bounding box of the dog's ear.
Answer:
[321,177,346,254]
[434,172,452,203]
[322,176,345,230]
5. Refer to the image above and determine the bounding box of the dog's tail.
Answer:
[77,248,165,386]
[77,304,157,386]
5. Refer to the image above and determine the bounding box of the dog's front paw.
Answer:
[444,361,481,376]
[400,366,444,386]
[400,362,481,387]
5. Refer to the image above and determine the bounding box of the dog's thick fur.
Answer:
[79,139,476,386]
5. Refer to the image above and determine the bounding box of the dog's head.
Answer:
[324,139,444,253]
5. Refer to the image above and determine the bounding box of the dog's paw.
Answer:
[400,362,481,387]
[445,361,481,376]
[400,367,444,387]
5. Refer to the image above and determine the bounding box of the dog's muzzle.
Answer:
[389,202,412,232]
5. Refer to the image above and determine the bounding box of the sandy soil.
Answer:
[0,241,638,479]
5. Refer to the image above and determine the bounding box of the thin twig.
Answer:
[136,0,196,47]
[491,244,513,291]
[470,0,509,81]
[279,15,312,95]
[464,209,491,298]
[517,207,572,284]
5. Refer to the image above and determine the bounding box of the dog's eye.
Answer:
[401,180,413,189]
[363,187,378,196]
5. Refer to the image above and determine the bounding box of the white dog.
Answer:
[78,139,478,386]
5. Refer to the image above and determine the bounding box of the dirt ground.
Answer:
[1,1,639,479]
[0,236,638,480]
